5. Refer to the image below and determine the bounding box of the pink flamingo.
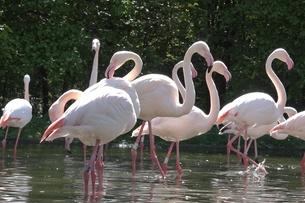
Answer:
[41,73,140,196]
[105,41,214,176]
[132,60,231,176]
[216,48,294,168]
[270,110,305,173]
[0,74,32,157]
[220,106,297,162]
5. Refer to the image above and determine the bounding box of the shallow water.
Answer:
[1,143,305,202]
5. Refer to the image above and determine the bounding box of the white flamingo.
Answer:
[132,60,231,176]
[216,48,294,168]
[41,74,140,196]
[0,74,32,157]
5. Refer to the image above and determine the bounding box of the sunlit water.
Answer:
[1,142,305,202]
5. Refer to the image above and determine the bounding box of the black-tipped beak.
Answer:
[207,65,213,73]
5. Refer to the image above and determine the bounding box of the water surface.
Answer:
[1,143,305,202]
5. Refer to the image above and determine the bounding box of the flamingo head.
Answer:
[105,51,139,79]
[211,61,232,82]
[272,48,294,70]
[188,41,214,72]
[92,38,100,52]
[219,122,240,135]
[24,74,30,84]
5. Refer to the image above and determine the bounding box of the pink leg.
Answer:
[242,138,252,168]
[13,128,22,159]
[162,142,175,175]
[228,135,261,169]
[175,141,182,176]
[95,145,104,192]
[83,140,100,196]
[148,121,165,177]
[236,135,242,160]
[2,127,9,152]
[131,121,146,176]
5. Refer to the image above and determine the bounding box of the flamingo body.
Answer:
[42,77,139,146]
[1,98,32,128]
[131,73,181,120]
[218,92,281,128]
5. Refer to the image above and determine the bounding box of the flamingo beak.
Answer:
[40,117,64,143]
[287,58,294,70]
[105,64,116,79]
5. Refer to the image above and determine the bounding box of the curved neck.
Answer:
[205,70,220,126]
[266,55,286,113]
[24,81,30,101]
[172,64,186,101]
[173,49,196,116]
[122,53,143,81]
[89,48,99,86]
[57,90,82,115]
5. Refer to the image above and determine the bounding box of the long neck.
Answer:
[89,49,99,86]
[173,50,196,116]
[172,64,186,101]
[123,54,143,81]
[266,55,286,113]
[57,90,82,115]
[24,82,30,101]
[205,70,220,126]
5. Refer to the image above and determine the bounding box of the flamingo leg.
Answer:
[95,145,104,192]
[2,127,9,151]
[228,135,264,171]
[176,141,182,177]
[131,120,146,175]
[148,121,165,177]
[243,138,253,168]
[83,140,100,196]
[13,128,22,159]
[236,135,241,160]
[162,142,175,175]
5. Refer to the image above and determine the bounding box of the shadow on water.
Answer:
[0,143,305,202]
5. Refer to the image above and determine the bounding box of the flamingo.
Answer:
[132,60,231,176]
[216,48,294,168]
[0,74,32,157]
[41,74,140,196]
[105,41,214,176]
[270,110,305,173]
[220,106,297,162]
[49,38,100,157]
